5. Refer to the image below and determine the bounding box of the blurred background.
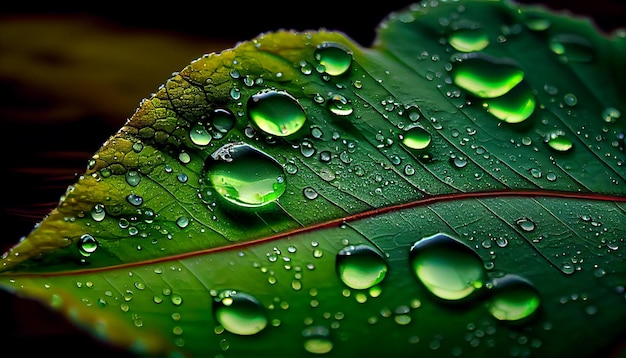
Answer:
[0,0,624,356]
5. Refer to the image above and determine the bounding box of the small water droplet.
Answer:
[78,234,98,257]
[327,94,353,116]
[516,218,536,232]
[485,274,541,322]
[247,89,306,136]
[602,107,621,123]
[336,244,388,290]
[302,326,333,354]
[546,131,574,152]
[450,53,524,98]
[563,93,578,107]
[125,170,141,187]
[314,42,353,76]
[90,203,106,222]
[549,33,594,63]
[213,290,267,335]
[206,143,286,207]
[410,233,485,301]
[303,187,319,200]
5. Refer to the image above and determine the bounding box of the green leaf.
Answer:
[1,1,625,357]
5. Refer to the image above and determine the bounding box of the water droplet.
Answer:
[546,131,574,152]
[206,143,286,207]
[563,93,577,107]
[247,89,306,136]
[126,193,143,206]
[302,326,333,354]
[78,234,98,257]
[327,94,353,116]
[336,244,388,290]
[486,274,541,322]
[90,203,106,222]
[482,81,535,123]
[303,187,319,200]
[125,170,141,187]
[549,33,594,63]
[213,290,268,335]
[401,126,432,152]
[190,123,212,146]
[602,107,621,123]
[314,42,353,76]
[524,14,551,31]
[450,53,524,98]
[516,218,536,232]
[449,26,489,52]
[409,233,485,301]
[211,108,236,133]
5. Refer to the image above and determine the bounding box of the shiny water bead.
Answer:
[206,143,286,207]
[336,244,388,290]
[401,126,432,152]
[485,275,541,322]
[450,53,524,98]
[247,89,306,136]
[410,233,485,301]
[213,290,268,335]
[549,33,594,63]
[448,26,489,52]
[482,81,536,123]
[314,42,353,76]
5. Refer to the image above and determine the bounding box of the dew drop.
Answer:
[549,33,594,63]
[213,290,268,336]
[482,81,535,123]
[486,274,541,322]
[189,123,212,146]
[327,94,353,116]
[449,27,489,52]
[546,131,574,152]
[602,107,621,123]
[211,108,236,133]
[302,326,333,354]
[450,53,524,98]
[314,42,353,76]
[78,234,98,257]
[401,126,432,152]
[125,170,141,187]
[336,244,388,290]
[247,89,306,136]
[206,143,286,207]
[90,203,106,222]
[409,233,485,301]
[303,187,319,200]
[515,218,536,232]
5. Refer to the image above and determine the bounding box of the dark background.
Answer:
[0,1,624,356]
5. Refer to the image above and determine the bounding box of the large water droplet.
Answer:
[247,89,306,136]
[314,42,353,76]
[206,143,286,207]
[482,81,536,123]
[450,53,524,98]
[485,275,541,322]
[327,94,353,116]
[549,33,594,63]
[336,244,388,290]
[401,126,432,152]
[449,26,489,52]
[409,233,485,301]
[190,123,212,146]
[213,290,268,335]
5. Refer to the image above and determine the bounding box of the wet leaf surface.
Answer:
[1,1,625,357]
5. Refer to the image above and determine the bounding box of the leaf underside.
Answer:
[1,1,625,357]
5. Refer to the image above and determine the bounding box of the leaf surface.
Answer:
[1,1,625,357]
